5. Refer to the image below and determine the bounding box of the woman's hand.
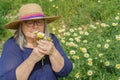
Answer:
[28,45,45,64]
[36,40,55,56]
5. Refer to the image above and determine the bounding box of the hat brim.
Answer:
[4,16,61,29]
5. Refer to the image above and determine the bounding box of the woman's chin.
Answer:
[31,36,37,39]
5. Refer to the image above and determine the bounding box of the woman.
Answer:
[0,3,73,80]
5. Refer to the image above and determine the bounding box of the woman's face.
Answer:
[21,19,45,39]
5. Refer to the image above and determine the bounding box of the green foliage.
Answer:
[54,13,120,80]
[0,0,120,79]
[1,0,120,30]
[0,0,14,40]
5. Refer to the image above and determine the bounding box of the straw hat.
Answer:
[4,3,60,29]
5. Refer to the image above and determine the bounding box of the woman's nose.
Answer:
[32,22,38,28]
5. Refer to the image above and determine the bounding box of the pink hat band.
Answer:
[19,13,45,20]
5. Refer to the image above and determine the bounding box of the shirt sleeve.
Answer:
[0,38,23,80]
[51,34,73,77]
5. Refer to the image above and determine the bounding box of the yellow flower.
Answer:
[104,43,109,49]
[49,0,53,2]
[112,22,118,26]
[116,35,120,40]
[74,44,78,48]
[75,38,80,42]
[70,50,75,55]
[57,34,61,38]
[78,27,82,30]
[73,33,78,36]
[75,72,80,78]
[52,27,56,31]
[84,53,89,58]
[90,25,97,29]
[65,32,70,36]
[98,0,100,3]
[83,40,88,44]
[62,24,66,28]
[61,39,65,43]
[88,61,93,66]
[56,6,58,9]
[84,32,89,35]
[115,16,119,20]
[34,31,52,41]
[115,16,120,20]
[69,38,74,41]
[37,34,44,39]
[99,53,103,57]
[95,22,99,25]
[34,31,45,39]
[115,64,120,69]
[72,55,79,60]
[97,44,101,48]
[80,47,87,53]
[58,29,65,33]
[79,31,83,35]
[105,61,110,66]
[52,5,55,7]
[106,39,110,43]
[88,58,92,61]
[69,42,75,46]
[69,29,74,32]
[101,23,107,27]
[47,37,52,41]
[87,70,93,76]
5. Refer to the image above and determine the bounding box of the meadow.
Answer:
[0,0,120,80]
[55,14,120,80]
